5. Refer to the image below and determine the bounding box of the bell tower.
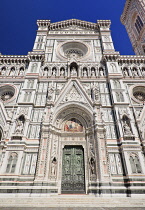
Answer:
[121,0,145,55]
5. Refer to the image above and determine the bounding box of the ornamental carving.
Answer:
[63,86,84,103]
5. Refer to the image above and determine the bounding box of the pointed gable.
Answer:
[55,79,93,109]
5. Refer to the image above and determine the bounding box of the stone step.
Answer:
[0,196,145,208]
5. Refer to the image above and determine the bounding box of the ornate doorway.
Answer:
[61,146,85,194]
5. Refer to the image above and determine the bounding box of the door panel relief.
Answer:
[61,146,85,194]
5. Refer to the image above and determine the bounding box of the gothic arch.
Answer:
[129,153,142,174]
[53,104,93,129]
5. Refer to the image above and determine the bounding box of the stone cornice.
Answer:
[37,20,51,27]
[97,20,111,28]
[0,55,28,64]
[49,19,98,30]
[102,52,120,62]
[27,51,45,62]
[121,0,132,24]
[118,55,145,64]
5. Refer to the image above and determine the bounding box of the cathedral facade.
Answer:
[0,18,145,197]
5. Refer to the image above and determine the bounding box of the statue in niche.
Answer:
[83,69,87,77]
[122,115,132,136]
[92,85,100,102]
[132,69,138,77]
[89,157,95,175]
[47,85,55,101]
[19,68,24,76]
[90,143,95,157]
[15,117,24,134]
[91,69,96,77]
[123,122,132,135]
[70,67,77,76]
[43,68,48,76]
[60,68,65,77]
[10,68,15,76]
[99,69,104,76]
[52,69,56,76]
[51,157,57,176]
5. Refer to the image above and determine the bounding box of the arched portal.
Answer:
[53,105,94,194]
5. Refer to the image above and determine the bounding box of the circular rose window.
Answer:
[57,41,89,59]
[0,85,15,102]
[132,86,145,102]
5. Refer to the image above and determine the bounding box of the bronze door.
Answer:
[61,146,85,194]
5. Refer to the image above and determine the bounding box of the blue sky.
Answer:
[0,0,134,55]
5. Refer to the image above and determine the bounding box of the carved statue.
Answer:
[19,69,24,76]
[132,70,138,77]
[60,69,65,77]
[91,69,95,77]
[48,112,53,123]
[1,68,6,75]
[89,157,95,175]
[51,157,57,176]
[43,68,48,76]
[71,67,77,76]
[83,69,87,77]
[123,122,132,135]
[52,69,56,76]
[142,70,145,78]
[100,69,104,76]
[47,85,55,101]
[15,119,24,134]
[92,85,100,102]
[10,69,15,76]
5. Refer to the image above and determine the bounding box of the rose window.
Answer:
[132,86,145,103]
[58,41,89,59]
[1,91,14,101]
[0,85,15,102]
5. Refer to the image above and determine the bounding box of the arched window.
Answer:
[135,16,144,34]
[123,67,129,77]
[132,67,138,77]
[9,67,15,76]
[130,154,142,173]
[114,80,121,89]
[31,63,38,72]
[0,67,6,76]
[6,153,18,173]
[116,92,124,102]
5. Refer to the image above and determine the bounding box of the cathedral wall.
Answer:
[0,19,145,196]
